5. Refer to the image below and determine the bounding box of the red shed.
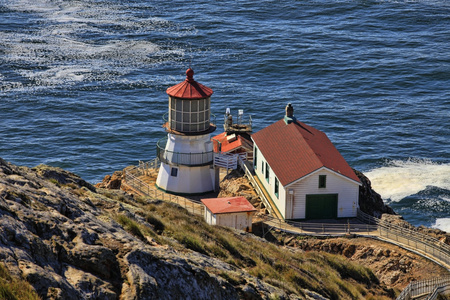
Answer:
[201,196,257,232]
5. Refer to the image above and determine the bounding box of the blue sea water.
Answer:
[0,0,449,230]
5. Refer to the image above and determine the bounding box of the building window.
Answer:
[261,161,264,174]
[319,175,326,188]
[171,167,178,177]
[265,162,270,182]
[274,177,279,198]
[254,147,257,169]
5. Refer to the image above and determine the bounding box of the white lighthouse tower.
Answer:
[156,68,218,195]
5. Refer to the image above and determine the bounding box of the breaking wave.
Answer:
[432,218,450,233]
[364,159,450,202]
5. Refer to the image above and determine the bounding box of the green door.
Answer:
[305,194,338,219]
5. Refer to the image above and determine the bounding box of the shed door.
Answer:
[305,194,338,219]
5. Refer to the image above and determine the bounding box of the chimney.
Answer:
[284,103,296,124]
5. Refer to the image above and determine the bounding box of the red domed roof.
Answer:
[166,68,213,99]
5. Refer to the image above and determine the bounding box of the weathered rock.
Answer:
[354,169,396,217]
[0,158,292,299]
[96,171,123,189]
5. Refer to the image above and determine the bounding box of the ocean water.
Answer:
[1,0,449,230]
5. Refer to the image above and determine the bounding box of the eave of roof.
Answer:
[201,196,257,214]
[166,68,213,99]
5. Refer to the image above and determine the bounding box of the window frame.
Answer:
[318,175,326,188]
[274,177,279,198]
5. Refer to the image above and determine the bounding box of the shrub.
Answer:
[145,214,165,233]
[178,236,206,255]
[116,214,145,241]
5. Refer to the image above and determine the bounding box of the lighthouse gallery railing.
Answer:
[156,137,214,167]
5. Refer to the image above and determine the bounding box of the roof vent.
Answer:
[284,103,297,124]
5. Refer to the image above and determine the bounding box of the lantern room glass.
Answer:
[169,97,211,133]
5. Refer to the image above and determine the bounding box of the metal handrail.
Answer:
[156,137,214,167]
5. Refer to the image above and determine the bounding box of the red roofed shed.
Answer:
[201,196,256,232]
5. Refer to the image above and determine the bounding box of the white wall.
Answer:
[287,168,360,219]
[216,212,254,232]
[156,132,216,194]
[204,208,217,225]
[156,163,216,194]
[253,145,286,218]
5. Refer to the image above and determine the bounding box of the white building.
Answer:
[251,104,361,220]
[156,68,219,195]
[201,196,257,232]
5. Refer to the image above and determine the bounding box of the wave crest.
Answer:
[365,158,450,202]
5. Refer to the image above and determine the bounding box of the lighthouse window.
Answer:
[175,98,182,110]
[199,100,205,111]
[171,167,178,177]
[191,100,198,111]
[199,111,205,122]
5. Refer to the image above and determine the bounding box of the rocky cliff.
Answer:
[354,169,395,217]
[0,159,285,299]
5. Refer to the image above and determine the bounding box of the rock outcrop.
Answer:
[354,169,395,217]
[95,171,123,190]
[0,159,287,299]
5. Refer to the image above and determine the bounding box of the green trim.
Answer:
[155,183,214,197]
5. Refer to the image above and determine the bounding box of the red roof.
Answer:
[251,119,361,186]
[166,68,213,99]
[212,132,253,153]
[201,196,257,214]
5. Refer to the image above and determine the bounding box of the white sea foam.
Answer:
[432,218,450,233]
[2,0,186,90]
[365,159,450,202]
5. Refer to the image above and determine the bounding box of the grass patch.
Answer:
[218,272,244,286]
[145,214,165,233]
[109,199,388,299]
[48,178,60,186]
[178,235,207,255]
[0,263,41,300]
[115,214,145,241]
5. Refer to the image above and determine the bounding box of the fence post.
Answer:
[347,219,350,234]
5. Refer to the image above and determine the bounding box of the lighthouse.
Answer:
[156,68,218,195]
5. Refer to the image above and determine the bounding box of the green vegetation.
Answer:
[0,263,40,300]
[48,178,60,186]
[115,214,145,241]
[114,198,389,299]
